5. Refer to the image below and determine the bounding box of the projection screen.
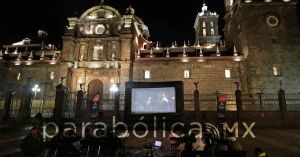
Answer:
[131,87,176,114]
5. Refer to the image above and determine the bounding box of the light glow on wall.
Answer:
[144,70,151,79]
[184,70,190,79]
[225,69,231,78]
[50,72,55,80]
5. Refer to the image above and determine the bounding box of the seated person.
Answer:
[168,131,179,151]
[177,139,186,157]
[192,137,205,152]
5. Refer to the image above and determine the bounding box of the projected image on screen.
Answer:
[131,87,176,114]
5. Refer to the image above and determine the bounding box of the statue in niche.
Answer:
[79,44,87,61]
[111,51,116,61]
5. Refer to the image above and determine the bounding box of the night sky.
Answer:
[2,0,299,47]
[0,0,226,47]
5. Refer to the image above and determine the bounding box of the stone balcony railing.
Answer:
[75,60,121,69]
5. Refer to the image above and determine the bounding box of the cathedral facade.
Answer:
[0,0,299,120]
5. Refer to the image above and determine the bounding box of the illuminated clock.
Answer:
[95,24,106,34]
[265,14,280,28]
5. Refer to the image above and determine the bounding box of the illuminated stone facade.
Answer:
[0,1,300,119]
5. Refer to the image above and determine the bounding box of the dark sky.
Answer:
[0,0,224,46]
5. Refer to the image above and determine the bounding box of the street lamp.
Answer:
[32,84,41,99]
[110,83,119,92]
[110,83,121,120]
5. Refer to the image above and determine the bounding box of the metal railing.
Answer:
[4,92,300,118]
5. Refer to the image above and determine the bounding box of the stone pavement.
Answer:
[0,123,299,157]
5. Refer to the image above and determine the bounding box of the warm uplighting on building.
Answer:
[198,58,205,62]
[14,61,21,66]
[25,62,32,65]
[184,70,190,79]
[17,73,21,80]
[50,72,55,80]
[144,70,151,79]
[13,48,18,54]
[181,58,189,63]
[50,61,56,65]
[233,57,242,62]
[225,69,231,78]
[205,44,214,49]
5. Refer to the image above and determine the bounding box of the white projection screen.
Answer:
[131,87,176,114]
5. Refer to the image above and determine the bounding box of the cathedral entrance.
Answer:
[87,79,103,120]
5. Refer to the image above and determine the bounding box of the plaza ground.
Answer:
[0,122,299,157]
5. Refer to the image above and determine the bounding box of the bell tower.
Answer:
[224,0,300,94]
[194,3,221,45]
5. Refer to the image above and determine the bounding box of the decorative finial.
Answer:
[150,48,154,58]
[183,41,186,47]
[194,82,199,89]
[216,45,221,57]
[52,51,56,60]
[137,50,140,58]
[202,2,208,13]
[156,41,159,49]
[28,51,33,61]
[183,47,187,57]
[196,41,200,47]
[13,48,18,54]
[4,48,8,54]
[174,41,177,47]
[80,83,84,90]
[171,42,175,48]
[17,52,22,61]
[126,5,135,15]
[40,51,45,60]
[234,82,240,90]
[233,46,238,57]
[166,48,170,57]
[60,77,66,84]
[100,0,104,4]
[199,46,203,57]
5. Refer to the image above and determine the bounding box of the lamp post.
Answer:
[256,90,264,117]
[110,83,120,120]
[32,84,41,99]
[32,84,41,115]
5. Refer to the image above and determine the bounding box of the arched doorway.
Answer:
[87,79,103,120]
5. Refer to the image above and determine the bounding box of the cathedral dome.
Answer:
[79,5,121,21]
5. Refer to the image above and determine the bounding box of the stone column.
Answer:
[52,78,68,121]
[16,78,33,122]
[194,82,200,120]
